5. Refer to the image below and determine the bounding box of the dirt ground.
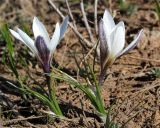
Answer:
[0,0,160,128]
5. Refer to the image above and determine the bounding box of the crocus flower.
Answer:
[99,10,143,84]
[10,16,68,73]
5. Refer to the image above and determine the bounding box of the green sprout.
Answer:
[118,0,137,15]
[154,0,160,21]
[0,21,18,78]
[151,67,160,78]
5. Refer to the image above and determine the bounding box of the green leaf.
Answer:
[155,0,160,20]
[51,68,106,115]
[0,21,18,77]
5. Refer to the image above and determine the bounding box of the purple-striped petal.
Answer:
[117,29,143,58]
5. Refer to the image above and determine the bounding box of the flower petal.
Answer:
[35,36,50,73]
[32,17,50,46]
[35,36,50,63]
[50,22,60,54]
[103,10,115,37]
[99,19,109,68]
[117,29,143,57]
[9,29,25,43]
[111,21,125,57]
[60,16,69,40]
[16,28,37,54]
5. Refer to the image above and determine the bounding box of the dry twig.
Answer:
[129,56,160,63]
[65,0,77,29]
[80,0,95,44]
[48,0,94,47]
[94,0,98,35]
[3,116,45,126]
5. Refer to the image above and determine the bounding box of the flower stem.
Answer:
[45,74,63,116]
[99,70,105,86]
[45,74,52,99]
[89,65,106,114]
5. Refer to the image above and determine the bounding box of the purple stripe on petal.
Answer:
[99,19,109,69]
[35,36,50,73]
[117,29,143,58]
[99,19,110,85]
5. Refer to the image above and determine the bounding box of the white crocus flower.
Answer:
[10,16,68,73]
[99,10,143,84]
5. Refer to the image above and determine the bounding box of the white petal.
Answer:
[32,17,50,46]
[111,21,125,57]
[9,29,25,43]
[50,22,60,54]
[105,25,117,52]
[118,29,143,57]
[60,16,69,40]
[16,28,37,54]
[103,10,115,37]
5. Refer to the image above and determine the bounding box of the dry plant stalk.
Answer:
[94,0,98,35]
[80,0,95,44]
[48,0,98,48]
